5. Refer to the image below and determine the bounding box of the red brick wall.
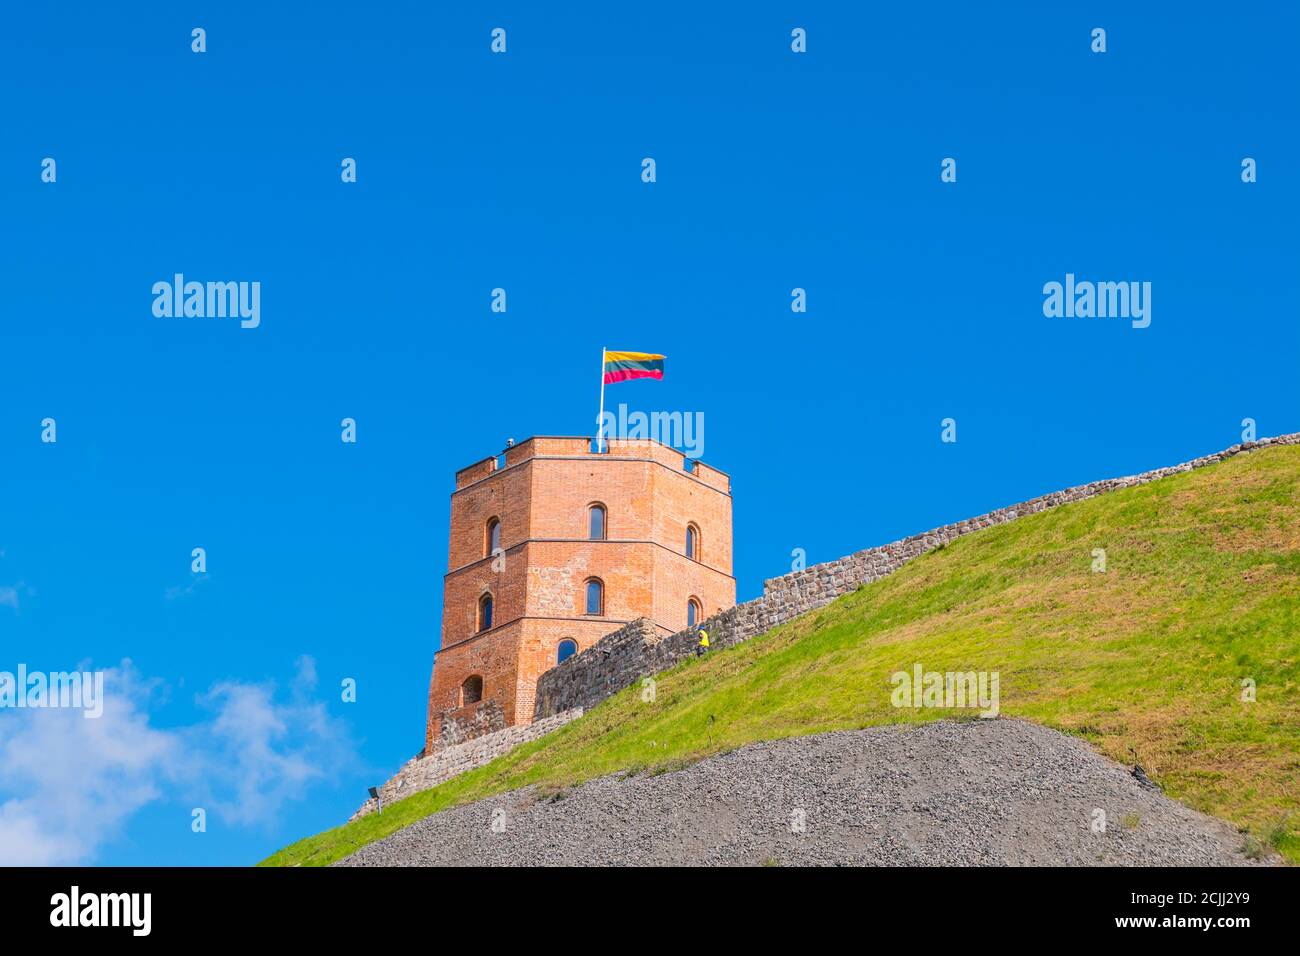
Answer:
[446,459,534,572]
[424,436,734,750]
[424,620,523,751]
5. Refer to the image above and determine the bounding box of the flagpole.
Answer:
[596,347,607,453]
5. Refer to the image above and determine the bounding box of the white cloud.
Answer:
[0,663,175,865]
[0,657,357,865]
[183,656,354,828]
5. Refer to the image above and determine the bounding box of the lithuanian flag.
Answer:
[603,350,665,385]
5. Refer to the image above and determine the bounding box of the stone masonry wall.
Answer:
[534,434,1300,719]
[432,699,507,747]
[351,708,584,821]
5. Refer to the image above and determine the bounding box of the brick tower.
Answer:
[424,436,734,751]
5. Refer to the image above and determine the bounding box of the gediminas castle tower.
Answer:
[424,436,734,752]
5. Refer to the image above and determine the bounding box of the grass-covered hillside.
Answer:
[265,444,1300,866]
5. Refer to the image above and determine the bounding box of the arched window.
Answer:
[686,523,700,561]
[588,504,606,541]
[584,578,604,616]
[557,639,578,664]
[461,675,483,706]
[478,593,493,631]
[687,598,702,628]
[485,517,501,557]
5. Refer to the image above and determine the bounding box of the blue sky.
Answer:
[2,3,1296,865]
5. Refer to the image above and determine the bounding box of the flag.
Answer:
[603,350,664,384]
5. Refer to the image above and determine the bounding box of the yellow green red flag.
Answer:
[602,350,665,384]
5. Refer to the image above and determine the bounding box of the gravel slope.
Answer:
[337,719,1269,867]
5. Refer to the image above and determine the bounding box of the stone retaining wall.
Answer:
[432,699,507,748]
[534,434,1299,719]
[350,708,584,821]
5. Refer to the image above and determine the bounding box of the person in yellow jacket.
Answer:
[695,628,710,658]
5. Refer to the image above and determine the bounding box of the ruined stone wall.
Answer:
[432,699,508,747]
[534,435,1300,719]
[351,708,584,821]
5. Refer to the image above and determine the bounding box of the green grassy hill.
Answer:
[265,444,1300,866]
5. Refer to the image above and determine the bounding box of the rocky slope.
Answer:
[337,719,1269,867]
